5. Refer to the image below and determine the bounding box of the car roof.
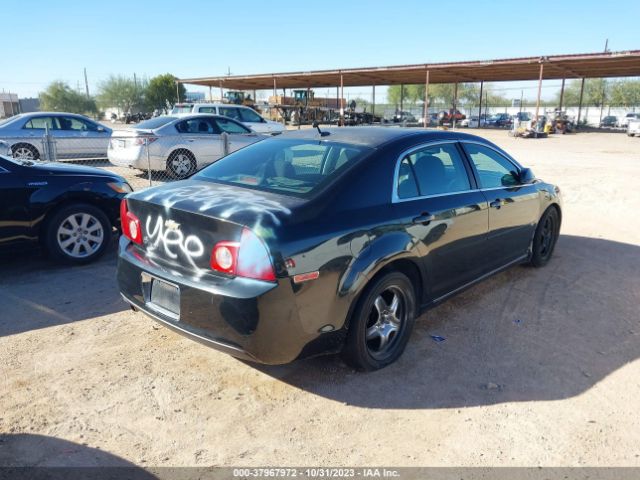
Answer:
[20,112,88,117]
[176,103,255,110]
[169,113,242,121]
[279,126,495,148]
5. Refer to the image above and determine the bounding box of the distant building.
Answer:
[0,93,19,118]
[19,97,40,113]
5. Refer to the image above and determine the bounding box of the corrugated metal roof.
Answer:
[179,50,640,90]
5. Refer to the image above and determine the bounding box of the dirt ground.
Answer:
[1,130,639,468]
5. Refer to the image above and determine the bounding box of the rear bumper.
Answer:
[121,293,258,361]
[116,237,328,364]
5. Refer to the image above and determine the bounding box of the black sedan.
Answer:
[117,128,562,370]
[0,155,131,264]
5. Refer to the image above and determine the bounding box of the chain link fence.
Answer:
[1,127,262,191]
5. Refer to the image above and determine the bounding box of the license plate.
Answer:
[114,139,125,149]
[142,273,180,318]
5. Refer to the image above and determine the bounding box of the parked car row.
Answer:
[601,113,640,128]
[0,105,282,166]
[1,125,563,371]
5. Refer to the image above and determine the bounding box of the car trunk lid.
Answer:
[124,179,302,278]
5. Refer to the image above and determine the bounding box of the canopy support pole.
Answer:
[477,81,484,129]
[423,70,430,128]
[577,78,585,128]
[535,62,544,123]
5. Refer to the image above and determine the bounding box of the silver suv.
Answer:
[171,103,284,135]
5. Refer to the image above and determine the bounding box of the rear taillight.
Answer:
[210,228,276,282]
[134,136,158,146]
[120,199,143,245]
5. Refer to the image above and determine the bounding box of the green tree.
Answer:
[97,75,144,113]
[388,83,508,108]
[609,80,640,106]
[145,74,185,111]
[39,81,97,114]
[557,79,609,106]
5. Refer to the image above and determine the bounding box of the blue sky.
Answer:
[2,0,639,102]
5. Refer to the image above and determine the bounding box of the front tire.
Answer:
[12,143,40,160]
[44,204,111,265]
[342,272,417,371]
[529,207,560,267]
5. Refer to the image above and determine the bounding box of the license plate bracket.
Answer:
[141,273,180,319]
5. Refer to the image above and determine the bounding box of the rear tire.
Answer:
[166,149,196,179]
[12,143,40,160]
[342,272,417,371]
[529,207,560,268]
[44,203,111,265]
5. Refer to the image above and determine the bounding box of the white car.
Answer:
[620,112,640,127]
[171,103,285,135]
[107,114,265,179]
[627,118,640,137]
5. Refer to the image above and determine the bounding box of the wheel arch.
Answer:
[10,141,41,158]
[38,197,116,242]
[342,255,424,331]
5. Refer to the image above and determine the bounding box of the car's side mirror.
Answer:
[518,167,535,184]
[97,126,105,132]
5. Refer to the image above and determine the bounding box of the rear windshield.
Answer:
[136,116,177,129]
[171,105,194,114]
[195,138,372,197]
[0,114,23,127]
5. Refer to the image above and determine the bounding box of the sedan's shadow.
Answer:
[0,434,156,477]
[253,235,640,409]
[0,238,128,337]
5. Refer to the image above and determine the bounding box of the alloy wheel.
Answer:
[13,146,35,160]
[56,213,104,259]
[539,215,555,258]
[169,153,193,177]
[365,286,406,359]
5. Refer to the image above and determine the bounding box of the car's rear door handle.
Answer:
[489,199,503,209]
[412,212,435,224]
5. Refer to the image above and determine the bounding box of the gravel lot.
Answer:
[1,130,639,468]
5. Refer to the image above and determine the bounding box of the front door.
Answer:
[0,159,37,248]
[393,142,489,300]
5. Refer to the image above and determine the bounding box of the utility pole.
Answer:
[83,68,90,98]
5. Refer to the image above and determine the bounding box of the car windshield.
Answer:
[195,138,372,197]
[135,116,177,129]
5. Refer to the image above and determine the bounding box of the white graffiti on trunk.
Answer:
[142,184,291,225]
[145,215,205,271]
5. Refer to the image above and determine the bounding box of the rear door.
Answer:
[393,141,489,300]
[174,117,221,167]
[21,115,59,158]
[461,142,539,270]
[57,116,109,159]
[212,117,256,155]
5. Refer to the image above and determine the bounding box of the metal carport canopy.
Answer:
[178,50,640,90]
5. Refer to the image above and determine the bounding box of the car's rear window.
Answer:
[171,105,193,114]
[195,138,371,196]
[136,116,177,129]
